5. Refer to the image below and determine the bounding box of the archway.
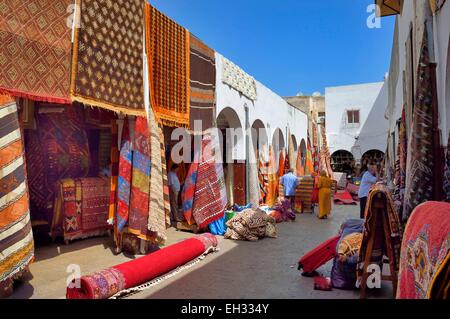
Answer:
[272,128,285,171]
[216,107,245,205]
[299,138,307,168]
[361,149,385,170]
[331,150,355,176]
[251,119,268,158]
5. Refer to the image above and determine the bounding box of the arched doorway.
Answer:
[361,149,385,170]
[331,150,355,176]
[289,134,298,171]
[299,138,307,168]
[216,107,245,205]
[251,119,268,157]
[272,128,285,171]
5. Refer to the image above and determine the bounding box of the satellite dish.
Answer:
[296,92,304,97]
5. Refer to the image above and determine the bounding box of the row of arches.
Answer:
[330,149,385,176]
[216,107,305,162]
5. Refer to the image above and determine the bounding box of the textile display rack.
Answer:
[358,189,399,299]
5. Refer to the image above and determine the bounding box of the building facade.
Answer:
[325,80,389,172]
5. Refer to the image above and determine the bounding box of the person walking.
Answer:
[317,170,333,219]
[280,168,298,209]
[358,164,379,219]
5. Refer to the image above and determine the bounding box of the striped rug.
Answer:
[0,97,34,284]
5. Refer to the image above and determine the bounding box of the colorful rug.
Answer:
[116,119,132,234]
[51,177,111,241]
[0,98,34,284]
[66,233,218,299]
[258,152,269,204]
[403,30,437,222]
[296,146,305,176]
[182,153,200,225]
[357,184,402,286]
[128,117,154,242]
[108,120,119,242]
[36,104,90,224]
[295,176,315,213]
[189,35,216,131]
[397,201,450,299]
[266,146,278,207]
[192,135,227,229]
[0,0,72,103]
[71,0,145,116]
[305,137,314,175]
[333,190,357,205]
[145,3,190,128]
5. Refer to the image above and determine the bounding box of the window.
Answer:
[318,112,325,118]
[347,110,360,124]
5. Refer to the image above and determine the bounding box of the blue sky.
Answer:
[150,0,396,96]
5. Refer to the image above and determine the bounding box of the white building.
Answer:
[325,80,389,167]
[215,52,309,162]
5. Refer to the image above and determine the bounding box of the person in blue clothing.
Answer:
[280,168,298,209]
[358,164,379,219]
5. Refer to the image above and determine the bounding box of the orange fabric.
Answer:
[0,139,22,168]
[0,94,14,106]
[266,146,278,207]
[145,3,190,128]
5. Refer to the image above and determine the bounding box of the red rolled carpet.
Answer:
[66,234,218,299]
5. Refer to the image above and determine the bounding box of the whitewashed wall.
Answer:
[325,81,389,162]
[215,52,309,161]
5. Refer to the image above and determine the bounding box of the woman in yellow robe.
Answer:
[317,170,333,219]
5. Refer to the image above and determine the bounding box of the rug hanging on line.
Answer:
[35,104,91,226]
[403,30,437,222]
[128,117,157,243]
[145,3,190,128]
[0,98,35,285]
[0,0,72,103]
[192,135,227,229]
[189,35,216,132]
[71,0,145,116]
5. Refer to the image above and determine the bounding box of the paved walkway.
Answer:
[10,204,393,299]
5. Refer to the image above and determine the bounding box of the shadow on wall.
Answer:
[352,81,389,160]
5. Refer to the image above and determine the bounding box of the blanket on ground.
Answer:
[225,208,278,241]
